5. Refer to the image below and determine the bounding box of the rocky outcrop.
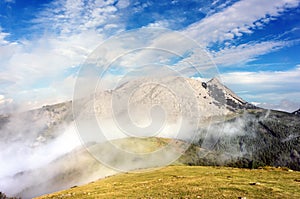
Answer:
[207,77,256,111]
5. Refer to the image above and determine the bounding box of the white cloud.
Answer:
[0,31,104,110]
[212,40,288,66]
[147,20,171,28]
[184,0,300,45]
[253,99,300,112]
[116,0,130,9]
[222,65,300,85]
[221,66,300,108]
[34,0,123,35]
[0,95,13,105]
[0,94,14,114]
[0,28,10,46]
[0,0,129,111]
[0,0,122,112]
[17,75,76,111]
[178,0,300,69]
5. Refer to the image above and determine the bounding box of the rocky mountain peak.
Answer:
[205,77,256,111]
[85,76,257,124]
[207,77,223,86]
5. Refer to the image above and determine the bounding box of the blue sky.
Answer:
[0,0,300,112]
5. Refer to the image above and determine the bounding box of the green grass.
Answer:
[36,166,300,199]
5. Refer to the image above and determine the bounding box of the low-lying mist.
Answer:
[0,114,82,197]
[0,103,199,198]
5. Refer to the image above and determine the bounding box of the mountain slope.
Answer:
[0,101,73,146]
[189,109,300,170]
[207,77,255,111]
[13,137,201,198]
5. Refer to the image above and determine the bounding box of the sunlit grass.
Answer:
[36,165,300,199]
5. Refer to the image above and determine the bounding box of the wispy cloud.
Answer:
[212,40,289,66]
[221,65,300,106]
[0,94,13,114]
[222,65,300,85]
[253,99,300,112]
[116,0,130,9]
[184,0,300,46]
[0,31,103,110]
[177,0,300,69]
[0,0,131,111]
[33,0,124,35]
[0,28,10,45]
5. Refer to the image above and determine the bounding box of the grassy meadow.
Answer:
[36,165,300,199]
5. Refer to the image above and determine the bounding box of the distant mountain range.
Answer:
[1,77,299,198]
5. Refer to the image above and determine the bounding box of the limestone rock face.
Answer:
[79,77,254,123]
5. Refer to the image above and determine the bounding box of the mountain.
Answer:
[1,76,300,198]
[0,101,72,147]
[76,76,256,127]
[207,77,256,110]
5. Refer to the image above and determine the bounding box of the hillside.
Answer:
[0,101,73,146]
[12,111,300,198]
[5,137,196,198]
[35,165,300,199]
[187,109,300,170]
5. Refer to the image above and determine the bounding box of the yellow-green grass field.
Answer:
[36,165,300,199]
